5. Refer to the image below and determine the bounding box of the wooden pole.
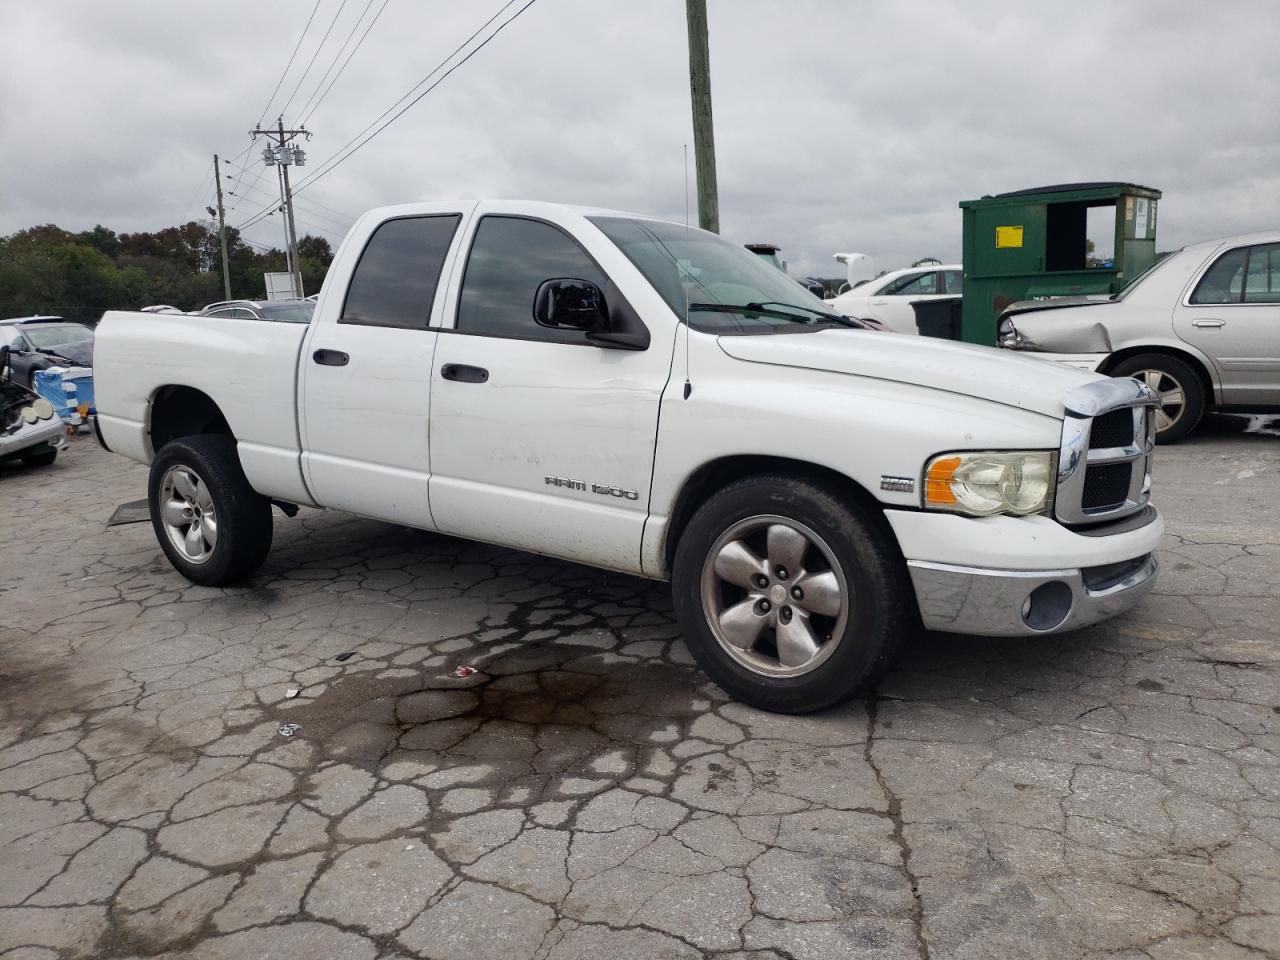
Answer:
[212,155,232,300]
[685,0,719,233]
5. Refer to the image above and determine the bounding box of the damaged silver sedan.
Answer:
[0,371,65,468]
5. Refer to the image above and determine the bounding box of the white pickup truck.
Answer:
[94,200,1164,713]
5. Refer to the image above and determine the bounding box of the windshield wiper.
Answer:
[748,301,859,327]
[688,301,857,327]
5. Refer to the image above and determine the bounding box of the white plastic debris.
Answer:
[278,723,302,738]
[285,687,300,699]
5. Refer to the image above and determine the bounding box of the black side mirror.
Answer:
[534,278,609,333]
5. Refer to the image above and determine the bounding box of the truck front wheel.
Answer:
[148,435,273,586]
[672,474,911,714]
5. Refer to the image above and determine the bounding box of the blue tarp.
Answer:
[32,368,94,424]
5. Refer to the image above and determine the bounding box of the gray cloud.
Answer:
[1,0,1276,278]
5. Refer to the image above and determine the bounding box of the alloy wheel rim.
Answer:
[699,514,850,678]
[159,465,218,564]
[1133,369,1185,433]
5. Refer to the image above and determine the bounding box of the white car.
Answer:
[92,200,1162,713]
[827,263,963,334]
[998,230,1280,442]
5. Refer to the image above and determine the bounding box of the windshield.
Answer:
[24,324,93,349]
[258,301,315,323]
[590,216,844,333]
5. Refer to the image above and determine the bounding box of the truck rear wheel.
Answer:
[672,474,911,714]
[148,435,273,586]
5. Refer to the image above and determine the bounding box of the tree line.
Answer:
[0,222,333,323]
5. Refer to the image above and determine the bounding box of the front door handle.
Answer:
[441,363,489,383]
[312,349,350,366]
[1192,318,1225,328]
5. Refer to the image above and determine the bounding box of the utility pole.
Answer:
[278,119,304,300]
[212,154,232,300]
[685,0,719,233]
[252,118,311,298]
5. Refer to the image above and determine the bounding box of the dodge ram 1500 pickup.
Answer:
[93,200,1163,713]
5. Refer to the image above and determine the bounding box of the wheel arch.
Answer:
[1097,343,1218,405]
[148,385,234,455]
[662,454,903,575]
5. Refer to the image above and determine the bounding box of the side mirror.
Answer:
[534,278,609,333]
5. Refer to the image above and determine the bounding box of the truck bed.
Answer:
[94,310,314,505]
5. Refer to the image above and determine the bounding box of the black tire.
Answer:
[671,474,912,714]
[1109,353,1205,444]
[21,447,58,467]
[148,435,272,586]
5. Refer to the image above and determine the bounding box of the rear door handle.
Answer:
[441,363,489,383]
[312,349,349,366]
[1192,318,1225,328]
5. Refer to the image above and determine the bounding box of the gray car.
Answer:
[997,230,1280,442]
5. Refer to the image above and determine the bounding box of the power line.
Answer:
[258,0,324,126]
[294,0,539,196]
[295,0,380,122]
[299,0,393,126]
[278,0,351,121]
[229,176,354,229]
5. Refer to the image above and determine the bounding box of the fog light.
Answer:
[1021,581,1073,631]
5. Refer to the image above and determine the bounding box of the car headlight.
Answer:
[18,399,55,424]
[997,317,1031,350]
[924,451,1056,517]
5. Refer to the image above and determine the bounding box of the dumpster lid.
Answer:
[993,181,1160,198]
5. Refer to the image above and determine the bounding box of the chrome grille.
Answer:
[1056,379,1157,526]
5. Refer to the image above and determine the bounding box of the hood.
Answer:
[41,340,94,366]
[1,378,38,435]
[717,329,1097,418]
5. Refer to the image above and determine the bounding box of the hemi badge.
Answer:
[880,476,915,494]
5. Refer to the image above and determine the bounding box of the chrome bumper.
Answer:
[908,552,1158,636]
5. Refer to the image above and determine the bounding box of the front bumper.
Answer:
[0,416,65,459]
[908,552,1158,636]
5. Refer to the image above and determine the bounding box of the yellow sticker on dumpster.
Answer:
[995,225,1024,248]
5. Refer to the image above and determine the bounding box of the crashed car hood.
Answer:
[717,329,1097,418]
[41,341,94,366]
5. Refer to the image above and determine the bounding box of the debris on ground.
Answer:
[278,723,302,738]
[106,499,150,526]
[285,687,300,699]
[451,665,477,678]
[333,651,356,662]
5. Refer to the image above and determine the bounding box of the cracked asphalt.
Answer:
[1,416,1277,960]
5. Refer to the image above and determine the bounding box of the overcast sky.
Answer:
[2,0,1276,277]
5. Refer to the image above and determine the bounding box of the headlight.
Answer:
[32,398,54,420]
[997,317,1030,349]
[924,451,1056,517]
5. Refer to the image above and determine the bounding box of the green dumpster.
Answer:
[959,181,1162,345]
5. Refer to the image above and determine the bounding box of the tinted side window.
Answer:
[457,216,607,343]
[1244,243,1280,304]
[341,215,461,329]
[1190,247,1247,304]
[943,270,963,293]
[887,272,938,295]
